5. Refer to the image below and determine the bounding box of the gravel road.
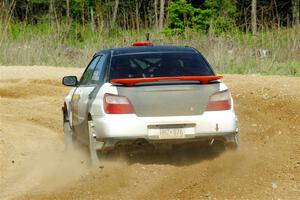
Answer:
[0,66,299,200]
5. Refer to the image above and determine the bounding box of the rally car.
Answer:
[62,42,239,163]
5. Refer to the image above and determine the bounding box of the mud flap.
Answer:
[225,132,240,150]
[64,122,75,152]
[88,121,104,165]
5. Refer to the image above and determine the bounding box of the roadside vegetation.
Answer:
[0,0,299,76]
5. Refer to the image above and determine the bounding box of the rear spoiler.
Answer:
[111,76,223,87]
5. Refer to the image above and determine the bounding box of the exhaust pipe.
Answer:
[134,139,148,146]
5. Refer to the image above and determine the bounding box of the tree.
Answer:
[159,0,165,30]
[66,0,70,22]
[205,0,237,33]
[3,0,299,33]
[251,0,257,35]
[166,0,236,34]
[154,0,158,29]
[292,0,300,26]
[167,0,197,31]
[135,0,142,31]
[112,0,119,26]
[49,0,54,24]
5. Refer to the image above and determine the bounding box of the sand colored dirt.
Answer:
[0,66,299,200]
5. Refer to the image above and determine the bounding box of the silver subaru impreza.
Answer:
[62,42,239,163]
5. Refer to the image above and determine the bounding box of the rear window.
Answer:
[109,52,214,80]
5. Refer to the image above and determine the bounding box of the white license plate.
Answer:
[148,125,195,139]
[159,128,184,139]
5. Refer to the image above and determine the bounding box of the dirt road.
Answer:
[0,66,299,200]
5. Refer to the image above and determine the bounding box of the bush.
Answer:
[166,0,237,35]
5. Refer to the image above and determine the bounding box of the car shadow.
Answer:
[105,141,226,166]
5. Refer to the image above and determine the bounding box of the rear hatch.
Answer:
[109,48,220,117]
[116,82,219,117]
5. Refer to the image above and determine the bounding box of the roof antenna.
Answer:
[145,32,150,41]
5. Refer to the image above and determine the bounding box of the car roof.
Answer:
[95,45,198,56]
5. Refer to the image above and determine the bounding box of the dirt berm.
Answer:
[0,66,299,200]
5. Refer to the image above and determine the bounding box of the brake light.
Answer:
[104,93,134,114]
[132,41,153,46]
[206,90,231,111]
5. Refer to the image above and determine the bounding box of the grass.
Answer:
[0,21,299,76]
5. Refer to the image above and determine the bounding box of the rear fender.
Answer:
[90,83,117,116]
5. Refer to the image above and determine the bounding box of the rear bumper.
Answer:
[92,110,239,150]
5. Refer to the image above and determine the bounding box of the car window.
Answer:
[90,54,107,84]
[109,52,214,80]
[80,56,101,85]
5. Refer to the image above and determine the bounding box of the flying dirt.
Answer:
[0,66,299,200]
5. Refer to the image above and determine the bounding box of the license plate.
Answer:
[159,128,184,139]
[148,124,195,139]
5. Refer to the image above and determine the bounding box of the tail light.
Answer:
[104,93,134,114]
[206,90,231,111]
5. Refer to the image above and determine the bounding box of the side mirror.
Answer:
[62,76,78,86]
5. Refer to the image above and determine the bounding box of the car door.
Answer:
[72,54,107,143]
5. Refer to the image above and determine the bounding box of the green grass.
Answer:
[0,22,299,76]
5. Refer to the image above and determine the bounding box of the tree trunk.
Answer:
[94,1,103,30]
[144,3,149,29]
[261,6,264,31]
[292,0,300,26]
[165,0,170,27]
[273,0,280,28]
[112,0,119,26]
[251,0,257,35]
[135,0,140,31]
[49,0,54,25]
[244,8,248,32]
[91,7,95,32]
[66,0,70,21]
[154,0,158,29]
[132,12,136,29]
[106,0,110,27]
[159,0,165,30]
[81,1,85,26]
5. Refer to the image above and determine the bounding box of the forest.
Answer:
[0,0,299,75]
